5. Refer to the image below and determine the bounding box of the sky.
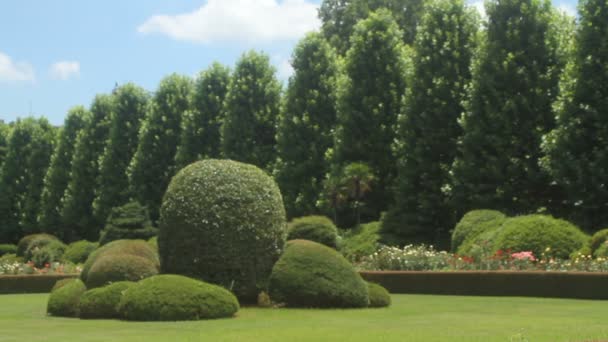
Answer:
[0,0,578,125]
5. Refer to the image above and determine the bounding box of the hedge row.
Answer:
[360,271,608,300]
[0,274,78,294]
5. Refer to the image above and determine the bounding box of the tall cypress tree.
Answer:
[542,0,608,230]
[61,95,113,241]
[221,50,281,171]
[128,74,192,221]
[38,107,88,234]
[274,32,339,218]
[0,120,10,169]
[93,84,148,232]
[382,0,478,245]
[175,63,230,169]
[450,0,568,218]
[331,9,409,221]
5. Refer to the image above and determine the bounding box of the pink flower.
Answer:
[511,251,536,261]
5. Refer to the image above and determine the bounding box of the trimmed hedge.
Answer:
[118,274,239,321]
[99,201,158,246]
[452,210,506,252]
[17,233,59,258]
[590,229,608,256]
[360,271,608,299]
[287,216,339,248]
[159,159,287,302]
[81,239,159,283]
[269,239,369,308]
[494,215,588,259]
[367,282,391,308]
[0,274,78,294]
[46,278,86,317]
[62,240,99,264]
[0,244,17,256]
[79,281,136,319]
[85,253,158,289]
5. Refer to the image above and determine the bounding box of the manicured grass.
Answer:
[1,294,607,341]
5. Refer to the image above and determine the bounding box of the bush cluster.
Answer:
[30,240,67,268]
[79,281,136,319]
[269,239,369,308]
[16,234,59,258]
[62,240,98,264]
[118,275,239,321]
[159,159,286,302]
[287,216,339,248]
[339,221,381,261]
[46,278,86,317]
[451,210,506,253]
[98,201,158,246]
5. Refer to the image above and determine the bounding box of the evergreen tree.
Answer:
[542,0,608,230]
[0,120,10,169]
[38,107,88,234]
[331,9,409,222]
[61,95,113,241]
[382,0,478,245]
[319,0,426,55]
[175,63,230,169]
[93,84,148,233]
[450,0,569,218]
[221,51,281,171]
[128,74,192,221]
[274,32,339,218]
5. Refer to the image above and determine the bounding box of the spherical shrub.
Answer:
[47,278,86,317]
[269,239,369,308]
[494,215,589,259]
[0,244,17,257]
[589,229,608,254]
[98,201,158,246]
[159,159,287,302]
[63,240,99,264]
[30,240,67,267]
[594,242,608,258]
[17,233,59,257]
[451,210,506,252]
[367,282,391,308]
[79,281,135,319]
[118,274,239,321]
[287,216,339,248]
[81,239,159,283]
[85,254,158,289]
[52,278,76,291]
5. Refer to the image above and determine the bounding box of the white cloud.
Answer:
[273,55,294,81]
[0,52,35,82]
[138,0,320,44]
[50,61,80,80]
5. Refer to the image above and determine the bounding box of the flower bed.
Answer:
[0,261,82,275]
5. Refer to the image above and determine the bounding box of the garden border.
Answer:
[360,271,608,299]
[0,274,78,294]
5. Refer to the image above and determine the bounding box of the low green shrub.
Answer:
[85,254,158,289]
[340,222,381,262]
[46,278,86,317]
[63,240,98,264]
[590,229,608,254]
[0,253,22,264]
[0,244,17,256]
[147,236,157,251]
[98,201,158,246]
[52,278,76,291]
[494,215,589,259]
[451,210,506,253]
[367,282,391,308]
[79,281,136,319]
[118,274,239,321]
[269,239,369,308]
[287,216,339,248]
[30,240,67,268]
[81,239,159,283]
[594,243,608,258]
[17,234,59,258]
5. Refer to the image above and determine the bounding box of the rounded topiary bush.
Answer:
[98,201,159,246]
[85,254,158,289]
[494,215,589,259]
[159,159,287,302]
[118,274,239,321]
[80,239,159,283]
[451,210,506,252]
[287,216,339,248]
[589,229,608,254]
[0,244,17,257]
[268,239,369,308]
[62,240,99,264]
[47,279,86,317]
[367,282,391,308]
[79,281,136,319]
[17,233,59,258]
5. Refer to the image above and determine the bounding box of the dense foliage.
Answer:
[46,278,86,317]
[451,210,507,253]
[287,216,339,248]
[367,282,391,308]
[269,239,369,308]
[62,240,98,264]
[118,274,239,321]
[159,160,286,302]
[98,201,158,246]
[85,253,158,289]
[79,281,135,319]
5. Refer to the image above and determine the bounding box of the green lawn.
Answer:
[1,294,607,341]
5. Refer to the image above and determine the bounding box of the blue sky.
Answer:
[0,0,577,125]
